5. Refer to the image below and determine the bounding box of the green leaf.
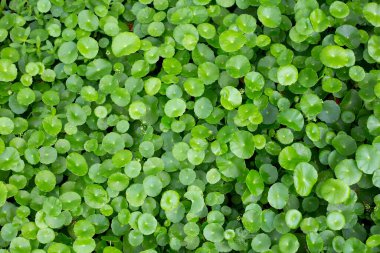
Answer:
[355,144,380,174]
[368,35,380,63]
[300,94,323,119]
[306,232,324,253]
[257,6,282,28]
[279,233,299,253]
[58,42,78,64]
[320,45,351,69]
[0,59,17,82]
[331,132,357,156]
[319,178,350,204]
[277,65,298,86]
[220,86,242,110]
[279,143,311,170]
[242,204,262,233]
[216,152,245,179]
[334,159,362,186]
[0,147,22,172]
[363,3,380,27]
[366,234,380,248]
[293,162,318,196]
[277,109,304,131]
[85,59,112,81]
[66,152,88,176]
[246,170,264,196]
[0,181,7,207]
[112,32,141,57]
[317,100,341,124]
[230,130,255,159]
[219,30,246,52]
[268,183,289,209]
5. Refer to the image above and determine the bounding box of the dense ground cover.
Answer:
[1,0,380,252]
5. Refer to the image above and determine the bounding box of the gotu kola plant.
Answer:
[0,0,380,252]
